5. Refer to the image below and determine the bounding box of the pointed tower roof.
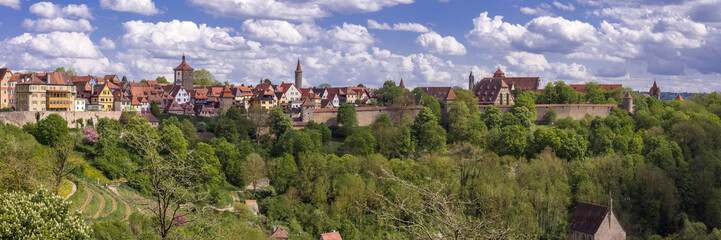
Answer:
[399,78,405,89]
[493,68,505,78]
[624,92,633,99]
[650,80,660,93]
[295,59,302,73]
[674,94,684,101]
[469,71,474,77]
[174,54,194,71]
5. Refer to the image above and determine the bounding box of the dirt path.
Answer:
[92,188,106,218]
[64,180,77,200]
[79,184,94,213]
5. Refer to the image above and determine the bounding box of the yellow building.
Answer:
[90,84,114,111]
[250,89,278,110]
[0,68,14,109]
[16,82,76,111]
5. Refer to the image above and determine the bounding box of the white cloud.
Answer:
[326,23,374,53]
[99,37,116,50]
[241,19,313,44]
[416,32,466,55]
[188,0,414,21]
[503,51,590,80]
[466,12,598,54]
[29,2,92,19]
[0,0,20,9]
[24,2,94,32]
[22,18,93,32]
[109,19,478,88]
[0,32,114,74]
[100,0,161,15]
[520,4,553,16]
[552,1,575,11]
[367,19,430,32]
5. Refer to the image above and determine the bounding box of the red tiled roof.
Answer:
[295,59,302,73]
[399,78,405,88]
[174,60,194,71]
[419,87,455,101]
[320,231,342,240]
[674,94,684,101]
[221,86,234,98]
[568,202,609,235]
[474,78,510,104]
[269,226,289,239]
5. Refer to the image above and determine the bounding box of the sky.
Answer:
[0,0,720,92]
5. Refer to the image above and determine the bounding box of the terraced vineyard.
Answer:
[66,179,139,222]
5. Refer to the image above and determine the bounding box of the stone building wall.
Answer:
[308,106,422,127]
[0,111,122,128]
[480,104,619,122]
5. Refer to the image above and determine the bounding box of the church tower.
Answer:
[649,80,661,100]
[295,59,303,89]
[174,54,194,90]
[469,71,475,90]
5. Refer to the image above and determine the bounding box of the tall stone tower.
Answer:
[295,59,303,89]
[174,54,194,90]
[468,71,475,90]
[622,92,634,114]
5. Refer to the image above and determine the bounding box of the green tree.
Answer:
[121,76,127,81]
[160,124,188,156]
[156,76,169,84]
[0,189,91,239]
[496,125,527,157]
[54,66,77,76]
[337,103,358,137]
[180,119,198,145]
[194,69,221,86]
[417,121,446,153]
[376,81,405,106]
[267,154,297,192]
[30,113,69,146]
[481,106,503,129]
[304,120,331,143]
[447,101,484,145]
[150,101,161,118]
[245,153,267,195]
[343,128,376,156]
[268,106,292,138]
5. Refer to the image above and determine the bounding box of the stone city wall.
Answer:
[305,105,422,127]
[0,111,122,128]
[480,104,619,121]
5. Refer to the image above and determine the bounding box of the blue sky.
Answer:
[1,0,720,92]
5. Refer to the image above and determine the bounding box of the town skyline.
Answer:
[1,0,720,91]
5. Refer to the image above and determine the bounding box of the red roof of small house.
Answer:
[319,231,342,240]
[419,87,456,101]
[279,83,295,94]
[674,94,684,101]
[568,202,609,235]
[41,72,73,85]
[269,226,289,239]
[165,100,183,112]
[221,86,234,98]
[254,84,274,92]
